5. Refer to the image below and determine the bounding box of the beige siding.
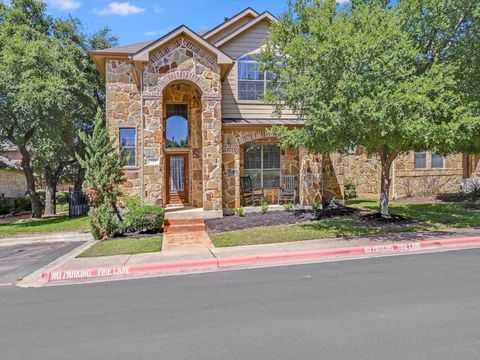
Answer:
[206,15,256,44]
[219,20,297,120]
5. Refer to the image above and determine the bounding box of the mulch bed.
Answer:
[205,204,359,233]
[359,212,415,227]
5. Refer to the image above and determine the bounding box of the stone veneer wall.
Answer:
[105,60,142,198]
[106,36,223,210]
[0,169,27,197]
[342,150,464,198]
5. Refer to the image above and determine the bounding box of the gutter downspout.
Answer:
[140,67,145,206]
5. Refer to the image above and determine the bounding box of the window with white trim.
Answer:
[414,152,427,169]
[119,128,136,167]
[244,143,280,188]
[237,54,272,101]
[414,152,445,169]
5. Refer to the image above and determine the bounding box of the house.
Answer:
[91,7,477,216]
[0,143,27,198]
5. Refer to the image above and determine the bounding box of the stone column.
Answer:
[143,97,164,206]
[202,96,222,211]
[299,147,323,205]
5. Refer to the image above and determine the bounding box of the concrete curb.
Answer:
[37,235,480,285]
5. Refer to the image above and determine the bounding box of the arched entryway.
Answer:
[163,82,203,207]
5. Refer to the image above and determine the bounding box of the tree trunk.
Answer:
[43,170,57,216]
[18,144,42,218]
[379,145,399,217]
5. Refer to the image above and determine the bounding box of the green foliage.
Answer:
[234,206,245,217]
[311,199,320,210]
[122,206,165,234]
[56,191,68,205]
[121,195,141,210]
[88,203,120,240]
[14,197,32,212]
[283,202,293,212]
[76,108,126,239]
[261,201,269,214]
[0,198,10,215]
[261,0,480,216]
[344,179,357,200]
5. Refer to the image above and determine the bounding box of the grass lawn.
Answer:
[79,236,162,257]
[212,200,480,247]
[211,217,420,247]
[347,199,480,228]
[0,215,90,237]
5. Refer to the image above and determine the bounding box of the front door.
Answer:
[166,154,188,205]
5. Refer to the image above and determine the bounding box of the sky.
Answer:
[43,0,298,46]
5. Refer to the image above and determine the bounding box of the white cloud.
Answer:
[153,5,163,14]
[95,2,145,16]
[47,0,81,10]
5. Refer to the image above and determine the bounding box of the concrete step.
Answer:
[164,218,205,226]
[164,224,206,234]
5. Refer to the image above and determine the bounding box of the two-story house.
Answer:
[91,7,477,217]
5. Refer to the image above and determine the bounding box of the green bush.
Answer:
[88,203,121,240]
[311,199,320,210]
[283,202,293,212]
[56,191,69,205]
[261,201,269,214]
[0,198,10,215]
[234,206,245,217]
[14,197,31,212]
[121,195,141,210]
[344,179,357,200]
[122,205,165,234]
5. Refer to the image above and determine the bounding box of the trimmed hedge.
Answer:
[122,206,165,234]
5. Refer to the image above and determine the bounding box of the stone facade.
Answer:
[341,149,465,198]
[0,169,27,198]
[106,36,223,211]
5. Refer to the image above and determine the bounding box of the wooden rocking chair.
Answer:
[278,175,297,204]
[240,176,264,206]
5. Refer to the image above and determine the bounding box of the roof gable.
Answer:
[215,12,277,47]
[202,7,259,41]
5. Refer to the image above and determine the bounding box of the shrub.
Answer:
[14,197,31,212]
[121,195,141,210]
[311,199,320,210]
[122,206,165,234]
[0,198,10,215]
[283,202,293,212]
[56,191,69,205]
[261,201,269,214]
[88,203,121,240]
[344,179,357,200]
[234,206,245,217]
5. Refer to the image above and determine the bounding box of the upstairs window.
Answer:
[237,55,272,101]
[414,152,427,169]
[119,128,136,167]
[414,152,445,169]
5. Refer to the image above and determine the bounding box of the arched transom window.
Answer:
[166,104,189,148]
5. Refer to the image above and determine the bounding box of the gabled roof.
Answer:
[215,11,277,47]
[90,41,154,56]
[202,7,259,41]
[132,25,233,64]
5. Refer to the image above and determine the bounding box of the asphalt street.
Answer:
[0,241,83,283]
[1,248,480,359]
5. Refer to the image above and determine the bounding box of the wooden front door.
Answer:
[166,154,188,205]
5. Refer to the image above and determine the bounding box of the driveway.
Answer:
[0,242,83,284]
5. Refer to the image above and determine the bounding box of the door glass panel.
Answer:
[170,156,184,192]
[166,104,188,148]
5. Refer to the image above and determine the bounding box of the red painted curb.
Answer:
[41,235,480,283]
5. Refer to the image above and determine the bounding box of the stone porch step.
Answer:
[164,218,205,226]
[161,216,212,251]
[164,224,206,234]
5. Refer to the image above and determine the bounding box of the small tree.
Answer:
[262,0,480,217]
[76,108,126,239]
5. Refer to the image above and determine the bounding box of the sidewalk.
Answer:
[18,228,480,287]
[0,232,93,247]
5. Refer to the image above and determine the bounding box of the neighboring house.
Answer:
[0,144,27,198]
[91,7,477,215]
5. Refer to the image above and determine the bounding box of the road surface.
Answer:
[1,248,480,359]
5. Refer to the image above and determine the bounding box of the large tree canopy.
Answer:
[0,0,117,217]
[262,0,480,216]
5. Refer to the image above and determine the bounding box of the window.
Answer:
[414,152,427,168]
[119,128,136,167]
[166,104,188,148]
[431,153,444,169]
[237,55,271,101]
[244,143,280,188]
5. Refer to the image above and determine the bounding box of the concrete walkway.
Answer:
[0,232,93,247]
